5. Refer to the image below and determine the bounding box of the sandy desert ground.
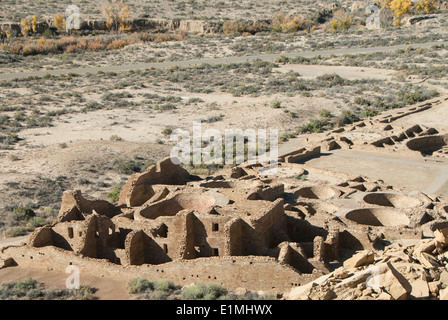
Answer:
[0,0,447,300]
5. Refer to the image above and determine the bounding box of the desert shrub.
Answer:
[399,88,439,104]
[182,283,228,300]
[328,9,354,32]
[0,279,95,300]
[202,115,224,123]
[109,135,122,142]
[187,97,204,104]
[128,278,153,294]
[337,110,361,125]
[238,291,277,300]
[316,73,347,86]
[319,109,333,118]
[107,184,122,203]
[280,132,296,142]
[7,205,36,226]
[42,28,57,39]
[276,55,313,65]
[25,115,52,128]
[3,226,27,237]
[87,39,106,51]
[81,101,104,113]
[102,91,133,101]
[271,101,282,109]
[223,20,269,35]
[4,203,53,235]
[153,279,177,293]
[161,127,173,136]
[272,13,315,33]
[354,97,372,106]
[26,216,47,229]
[311,9,334,24]
[66,285,96,300]
[128,278,180,300]
[0,115,10,125]
[297,118,333,134]
[112,158,149,174]
[360,108,380,117]
[223,21,245,35]
[106,39,130,50]
[13,278,38,292]
[154,103,177,111]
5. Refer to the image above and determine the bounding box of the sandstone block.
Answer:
[410,279,430,299]
[439,287,448,300]
[343,250,375,269]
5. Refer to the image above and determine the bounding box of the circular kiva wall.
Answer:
[363,193,421,209]
[406,134,448,155]
[139,192,227,219]
[345,208,410,227]
[300,202,339,215]
[295,186,339,200]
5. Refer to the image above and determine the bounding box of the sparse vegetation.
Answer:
[107,184,123,203]
[0,0,446,302]
[272,13,315,33]
[127,278,276,300]
[0,278,96,300]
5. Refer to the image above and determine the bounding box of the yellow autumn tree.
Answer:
[380,0,411,25]
[102,1,131,32]
[415,0,437,14]
[54,13,66,31]
[31,16,38,33]
[389,0,411,17]
[328,9,354,32]
[0,25,12,41]
[21,18,31,36]
[272,13,315,33]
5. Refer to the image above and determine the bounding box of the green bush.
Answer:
[26,216,47,228]
[0,279,95,300]
[318,109,332,118]
[161,128,173,136]
[337,110,361,125]
[128,278,180,300]
[316,73,347,87]
[128,278,154,294]
[113,159,143,175]
[360,108,379,118]
[14,278,38,292]
[107,184,122,203]
[182,283,228,300]
[0,134,20,146]
[153,279,177,293]
[271,101,282,109]
[297,118,333,134]
[8,206,36,225]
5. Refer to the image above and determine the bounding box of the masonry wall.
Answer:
[406,135,447,152]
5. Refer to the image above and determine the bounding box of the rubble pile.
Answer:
[288,228,448,300]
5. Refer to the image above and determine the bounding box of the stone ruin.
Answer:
[1,99,448,299]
